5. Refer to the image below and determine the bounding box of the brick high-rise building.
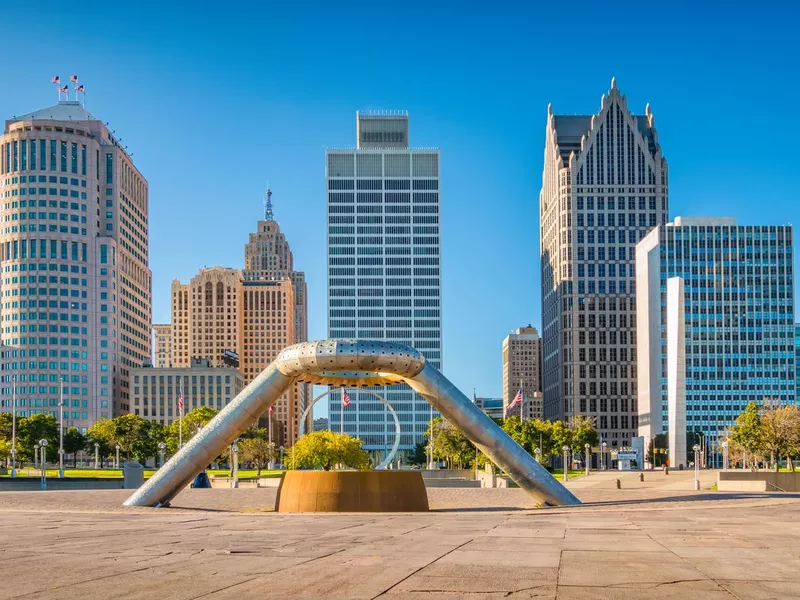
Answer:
[153,324,172,368]
[502,325,543,420]
[0,97,151,431]
[539,79,669,448]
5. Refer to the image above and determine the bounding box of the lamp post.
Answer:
[39,439,48,490]
[158,442,166,469]
[601,441,608,471]
[562,446,570,483]
[10,377,16,478]
[693,444,700,490]
[231,440,239,489]
[427,404,435,470]
[279,446,284,469]
[58,378,65,479]
[94,443,100,469]
[115,445,120,469]
[534,448,541,465]
[585,443,591,476]
[722,441,729,472]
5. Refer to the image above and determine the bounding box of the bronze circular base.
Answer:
[275,471,430,512]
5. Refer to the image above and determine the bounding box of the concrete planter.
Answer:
[275,470,429,513]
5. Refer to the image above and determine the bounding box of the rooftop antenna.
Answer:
[264,184,274,221]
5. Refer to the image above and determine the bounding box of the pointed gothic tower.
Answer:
[539,79,669,449]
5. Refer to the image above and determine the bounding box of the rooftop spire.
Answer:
[264,187,274,221]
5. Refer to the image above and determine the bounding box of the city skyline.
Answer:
[0,4,797,419]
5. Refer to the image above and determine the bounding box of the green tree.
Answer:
[87,414,151,463]
[62,427,86,468]
[729,402,764,469]
[0,412,14,442]
[167,406,218,453]
[760,403,800,472]
[290,430,370,471]
[0,438,9,463]
[17,414,58,461]
[239,437,276,475]
[425,418,476,468]
[409,441,428,467]
[566,416,599,450]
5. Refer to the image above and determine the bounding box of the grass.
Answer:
[0,468,158,478]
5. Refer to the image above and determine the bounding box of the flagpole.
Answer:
[340,389,344,434]
[179,381,184,449]
[520,378,524,422]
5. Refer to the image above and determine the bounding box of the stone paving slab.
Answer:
[1,474,800,598]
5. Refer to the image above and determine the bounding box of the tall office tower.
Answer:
[540,79,669,449]
[153,324,172,368]
[170,267,244,368]
[474,396,504,420]
[0,98,151,431]
[636,217,795,463]
[502,325,543,420]
[242,278,301,445]
[326,111,441,457]
[242,190,310,440]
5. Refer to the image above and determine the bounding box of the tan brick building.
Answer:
[153,324,172,368]
[502,325,543,420]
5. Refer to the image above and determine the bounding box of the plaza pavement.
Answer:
[1,470,799,599]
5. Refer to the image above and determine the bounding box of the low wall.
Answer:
[718,471,800,492]
[0,478,125,492]
[419,469,474,480]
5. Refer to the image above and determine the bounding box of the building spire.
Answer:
[264,186,274,221]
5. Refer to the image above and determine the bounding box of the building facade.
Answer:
[540,79,668,448]
[326,111,442,456]
[0,99,152,432]
[474,396,504,420]
[313,417,329,432]
[131,359,245,425]
[502,325,543,420]
[153,323,172,368]
[636,217,795,464]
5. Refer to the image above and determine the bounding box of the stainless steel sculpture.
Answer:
[123,340,580,507]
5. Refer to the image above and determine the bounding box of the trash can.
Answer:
[123,461,144,489]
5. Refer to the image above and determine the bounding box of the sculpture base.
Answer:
[275,471,429,512]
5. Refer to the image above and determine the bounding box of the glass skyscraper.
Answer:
[637,216,795,460]
[325,112,441,458]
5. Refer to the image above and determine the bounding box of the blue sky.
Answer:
[1,2,798,418]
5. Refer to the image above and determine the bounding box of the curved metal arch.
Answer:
[124,340,580,508]
[297,388,401,470]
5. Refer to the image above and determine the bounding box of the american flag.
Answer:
[75,84,84,92]
[268,405,274,418]
[51,76,60,85]
[70,74,79,83]
[178,389,184,413]
[342,389,351,407]
[507,387,523,409]
[59,86,68,94]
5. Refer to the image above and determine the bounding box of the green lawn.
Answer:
[0,468,158,478]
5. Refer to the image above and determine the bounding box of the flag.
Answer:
[75,85,84,92]
[178,389,184,413]
[70,74,79,83]
[342,389,351,407]
[51,76,60,85]
[59,86,68,93]
[268,405,273,418]
[507,387,523,409]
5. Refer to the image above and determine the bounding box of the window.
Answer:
[106,153,113,184]
[60,142,67,172]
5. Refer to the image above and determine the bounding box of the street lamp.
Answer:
[562,445,570,482]
[58,378,65,479]
[601,441,608,471]
[39,439,48,490]
[722,441,729,472]
[534,447,541,464]
[158,442,166,468]
[279,446,285,469]
[94,442,100,469]
[10,377,16,478]
[692,444,701,490]
[231,440,240,489]
[115,445,121,469]
[585,443,591,476]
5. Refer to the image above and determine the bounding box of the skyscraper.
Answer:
[153,323,172,368]
[502,325,543,420]
[636,217,795,464]
[0,98,152,431]
[242,189,310,441]
[540,79,668,448]
[326,111,441,456]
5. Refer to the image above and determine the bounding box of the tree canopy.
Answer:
[290,431,370,471]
